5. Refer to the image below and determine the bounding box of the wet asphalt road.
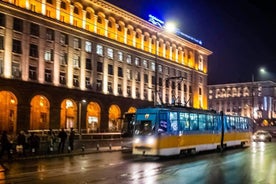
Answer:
[0,141,275,184]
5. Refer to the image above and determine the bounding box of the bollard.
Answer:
[109,143,112,150]
[96,143,100,151]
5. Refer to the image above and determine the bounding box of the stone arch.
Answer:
[60,99,77,129]
[0,91,18,134]
[108,104,121,131]
[107,16,116,39]
[97,12,106,36]
[30,95,50,130]
[127,107,137,113]
[86,102,101,132]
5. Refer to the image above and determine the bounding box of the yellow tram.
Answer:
[132,107,253,156]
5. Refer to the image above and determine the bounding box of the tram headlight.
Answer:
[146,137,155,145]
[259,135,265,140]
[134,138,140,144]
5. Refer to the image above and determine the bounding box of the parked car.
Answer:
[252,130,272,142]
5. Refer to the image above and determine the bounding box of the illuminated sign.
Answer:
[148,14,203,45]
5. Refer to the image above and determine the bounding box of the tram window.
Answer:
[180,112,189,131]
[198,114,206,131]
[170,112,178,134]
[190,113,198,131]
[158,113,168,133]
[206,114,213,130]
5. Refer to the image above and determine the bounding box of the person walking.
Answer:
[58,128,67,153]
[68,128,75,152]
[0,131,12,159]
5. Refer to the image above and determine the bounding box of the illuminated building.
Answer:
[0,0,212,133]
[208,81,276,125]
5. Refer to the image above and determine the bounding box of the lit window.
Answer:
[126,54,132,64]
[143,60,148,68]
[151,62,155,71]
[85,41,92,53]
[135,57,140,66]
[96,44,103,56]
[107,48,113,59]
[44,49,53,61]
[118,51,123,61]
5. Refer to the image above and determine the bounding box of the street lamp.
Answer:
[154,22,177,106]
[78,99,86,139]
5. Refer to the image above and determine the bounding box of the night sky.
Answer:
[104,0,276,84]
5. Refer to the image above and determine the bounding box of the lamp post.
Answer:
[78,99,86,139]
[154,22,177,106]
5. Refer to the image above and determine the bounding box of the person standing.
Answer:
[58,128,67,153]
[16,130,26,156]
[47,129,55,152]
[68,128,75,152]
[0,131,12,159]
[28,132,40,154]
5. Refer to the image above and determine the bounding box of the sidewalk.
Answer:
[0,139,126,162]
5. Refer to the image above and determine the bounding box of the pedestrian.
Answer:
[58,128,67,153]
[16,130,26,156]
[47,129,56,153]
[0,131,12,159]
[28,132,40,154]
[68,128,75,152]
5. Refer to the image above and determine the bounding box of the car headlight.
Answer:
[146,137,155,145]
[260,135,265,140]
[134,138,140,144]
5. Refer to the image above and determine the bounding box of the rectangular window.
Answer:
[29,65,37,80]
[127,86,131,96]
[143,60,148,68]
[45,69,52,82]
[108,64,113,75]
[60,33,68,45]
[73,75,79,87]
[29,44,38,58]
[0,13,5,27]
[12,62,21,78]
[73,37,81,49]
[85,77,91,89]
[46,28,54,41]
[96,80,102,91]
[96,44,103,56]
[135,72,140,82]
[60,52,67,65]
[127,69,132,80]
[0,36,4,50]
[135,57,140,66]
[12,39,22,54]
[85,41,92,53]
[107,48,113,59]
[30,23,39,36]
[13,18,23,32]
[73,54,80,68]
[59,72,66,84]
[118,67,123,77]
[97,62,103,72]
[118,84,122,95]
[151,62,155,71]
[44,49,54,61]
[108,82,113,93]
[118,51,123,61]
[144,74,148,83]
[126,54,131,64]
[85,58,92,70]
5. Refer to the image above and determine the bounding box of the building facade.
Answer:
[0,0,212,133]
[208,81,276,125]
